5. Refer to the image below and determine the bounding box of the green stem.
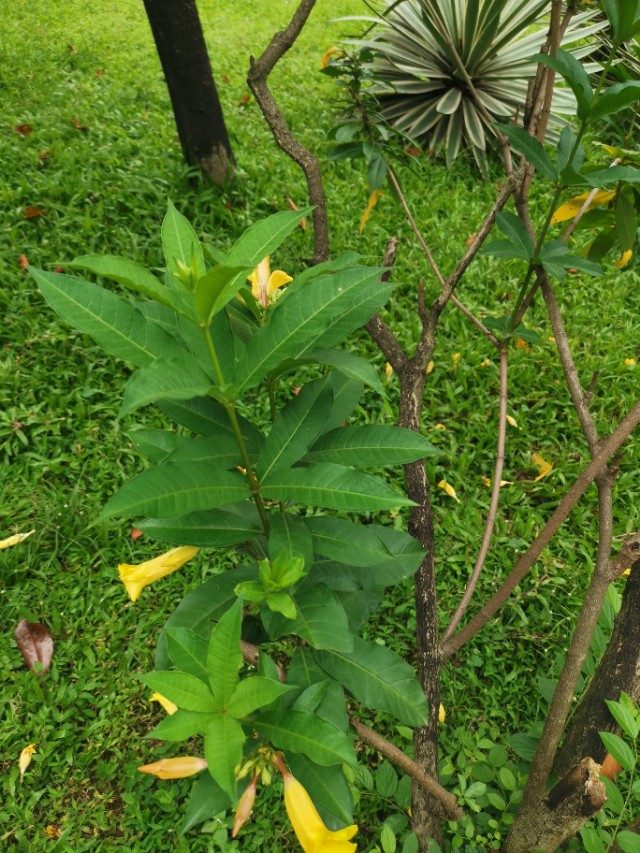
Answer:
[203,325,271,534]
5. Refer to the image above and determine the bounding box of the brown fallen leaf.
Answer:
[287,197,307,231]
[15,123,33,137]
[18,254,30,270]
[130,527,144,542]
[14,619,54,677]
[24,205,45,219]
[72,116,89,132]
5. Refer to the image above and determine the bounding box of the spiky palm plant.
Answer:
[352,0,603,172]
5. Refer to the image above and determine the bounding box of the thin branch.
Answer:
[247,0,329,263]
[348,717,463,821]
[449,294,500,347]
[441,346,509,644]
[441,398,640,659]
[365,236,408,370]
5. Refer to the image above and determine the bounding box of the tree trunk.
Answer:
[502,758,606,853]
[553,557,640,778]
[143,0,233,185]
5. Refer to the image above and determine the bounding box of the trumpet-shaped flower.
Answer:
[150,692,178,715]
[137,756,207,779]
[232,773,258,837]
[248,256,292,308]
[118,546,200,603]
[274,754,358,852]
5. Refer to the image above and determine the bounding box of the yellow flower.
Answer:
[150,692,178,715]
[19,744,36,780]
[137,756,207,779]
[479,359,492,367]
[385,362,393,380]
[426,360,434,375]
[118,546,200,603]
[624,358,636,367]
[321,47,344,69]
[248,256,292,308]
[531,452,553,481]
[232,773,258,838]
[438,703,446,724]
[434,423,446,431]
[505,415,518,428]
[1,530,35,550]
[438,480,460,503]
[551,190,617,224]
[614,250,633,268]
[275,755,358,853]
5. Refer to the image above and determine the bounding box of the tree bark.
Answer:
[502,759,606,853]
[143,0,233,185]
[553,555,640,778]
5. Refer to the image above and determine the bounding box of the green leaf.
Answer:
[266,591,297,619]
[165,628,209,683]
[162,200,206,281]
[381,823,397,853]
[253,710,356,766]
[495,212,534,259]
[155,565,258,669]
[615,192,638,252]
[181,772,230,834]
[226,676,294,718]
[482,239,531,262]
[306,425,438,466]
[590,81,640,122]
[337,588,384,631]
[367,155,388,190]
[193,264,247,324]
[131,429,181,463]
[235,266,394,391]
[120,351,213,415]
[262,463,414,512]
[257,378,333,480]
[580,826,607,853]
[98,462,248,521]
[69,254,175,308]
[147,709,210,742]
[599,731,636,772]
[494,124,557,181]
[140,671,217,712]
[204,715,245,799]
[291,252,362,290]
[262,583,353,651]
[268,513,314,570]
[291,681,329,714]
[287,754,354,828]
[315,637,428,725]
[139,504,261,548]
[166,433,246,468]
[306,517,425,582]
[158,396,263,452]
[207,598,243,703]
[30,269,183,368]
[584,166,640,187]
[225,208,313,267]
[308,347,384,393]
[533,50,593,120]
[616,831,640,853]
[376,761,398,798]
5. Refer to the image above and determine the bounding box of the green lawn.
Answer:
[1,1,639,851]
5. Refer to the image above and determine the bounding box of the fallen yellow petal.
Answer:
[438,480,460,503]
[359,189,381,235]
[385,362,393,380]
[620,567,631,578]
[19,744,36,780]
[438,703,446,724]
[434,423,447,431]
[480,359,492,367]
[0,530,35,550]
[531,452,553,481]
[506,415,518,428]
[551,190,616,224]
[452,352,460,367]
[118,546,200,603]
[150,692,178,716]
[426,360,435,375]
[614,249,633,268]
[137,756,207,779]
[624,358,636,367]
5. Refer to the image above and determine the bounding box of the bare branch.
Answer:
[441,398,640,659]
[441,346,509,643]
[247,0,329,263]
[348,717,463,821]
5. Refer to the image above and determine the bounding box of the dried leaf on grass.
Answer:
[14,619,54,677]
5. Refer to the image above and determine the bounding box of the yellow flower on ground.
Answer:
[274,754,358,853]
[137,756,207,779]
[426,360,435,375]
[19,744,36,780]
[434,423,446,431]
[531,452,553,481]
[118,546,200,603]
[438,480,460,503]
[438,703,446,724]
[385,362,393,380]
[479,359,492,367]
[248,256,292,308]
[506,415,518,428]
[1,530,35,550]
[150,692,178,715]
[624,358,636,367]
[614,249,633,269]
[452,352,460,368]
[551,189,616,224]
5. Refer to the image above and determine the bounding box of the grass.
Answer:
[1,1,640,851]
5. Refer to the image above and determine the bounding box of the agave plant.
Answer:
[351,0,603,172]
